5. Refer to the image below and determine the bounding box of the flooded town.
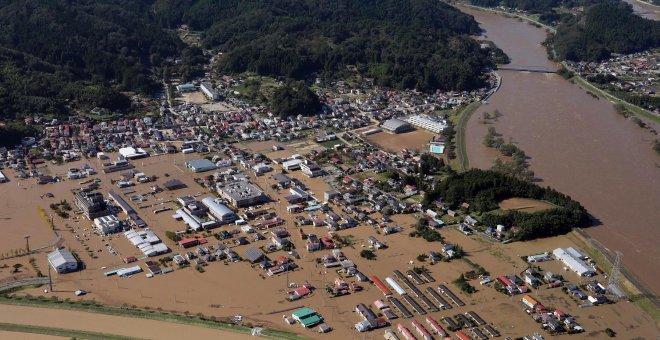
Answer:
[0,1,658,340]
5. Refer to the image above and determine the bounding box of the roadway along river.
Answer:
[459,6,660,295]
[623,0,660,21]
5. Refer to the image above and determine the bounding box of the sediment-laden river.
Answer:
[624,0,660,21]
[459,6,660,294]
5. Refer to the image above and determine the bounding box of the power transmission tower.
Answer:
[607,251,625,298]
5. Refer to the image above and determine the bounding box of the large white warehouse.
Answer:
[553,247,595,277]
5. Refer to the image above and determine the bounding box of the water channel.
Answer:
[459,6,660,294]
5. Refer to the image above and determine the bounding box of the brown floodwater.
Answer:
[460,6,660,295]
[623,0,660,21]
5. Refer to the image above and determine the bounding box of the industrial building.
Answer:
[200,82,220,101]
[185,159,217,173]
[48,248,79,274]
[174,205,220,231]
[108,191,146,228]
[405,115,448,134]
[74,191,110,220]
[201,197,237,223]
[217,181,266,208]
[124,229,169,257]
[553,247,596,277]
[382,118,413,133]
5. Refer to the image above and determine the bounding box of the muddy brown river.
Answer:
[460,6,660,295]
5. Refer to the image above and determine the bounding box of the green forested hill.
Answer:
[153,0,495,91]
[0,0,183,119]
[549,3,660,61]
[0,0,498,122]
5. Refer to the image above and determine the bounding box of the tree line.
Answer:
[424,169,589,240]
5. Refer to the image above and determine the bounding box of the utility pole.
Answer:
[48,265,53,292]
[24,235,30,252]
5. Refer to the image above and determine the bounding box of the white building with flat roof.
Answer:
[94,215,122,235]
[200,82,220,101]
[118,147,148,160]
[405,115,448,134]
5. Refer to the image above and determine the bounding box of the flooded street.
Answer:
[460,6,660,294]
[623,0,660,21]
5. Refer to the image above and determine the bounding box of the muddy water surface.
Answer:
[461,6,660,294]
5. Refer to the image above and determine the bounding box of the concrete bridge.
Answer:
[497,66,556,73]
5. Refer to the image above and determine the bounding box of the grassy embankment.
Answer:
[453,101,482,171]
[0,322,137,340]
[0,291,307,340]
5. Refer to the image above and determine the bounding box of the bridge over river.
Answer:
[496,65,556,73]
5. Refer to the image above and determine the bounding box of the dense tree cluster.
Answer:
[0,123,37,148]
[419,154,446,176]
[548,3,660,61]
[0,0,185,120]
[425,169,589,240]
[269,82,322,118]
[154,0,497,92]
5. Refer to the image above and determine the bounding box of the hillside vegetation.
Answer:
[0,0,186,119]
[154,0,497,92]
[548,3,660,61]
[0,0,505,123]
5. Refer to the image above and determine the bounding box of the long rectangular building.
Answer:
[405,114,447,133]
[370,276,393,297]
[553,247,595,276]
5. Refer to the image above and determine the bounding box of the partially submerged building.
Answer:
[48,248,79,274]
[74,191,110,220]
[553,247,595,277]
[217,181,266,208]
[201,197,237,223]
